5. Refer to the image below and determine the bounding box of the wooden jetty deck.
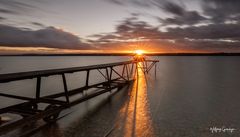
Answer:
[0,59,158,135]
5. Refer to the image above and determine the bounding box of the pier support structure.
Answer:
[0,60,158,135]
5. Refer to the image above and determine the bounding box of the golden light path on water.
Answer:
[109,62,155,137]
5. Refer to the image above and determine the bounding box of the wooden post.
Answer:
[109,67,113,81]
[126,64,129,81]
[137,63,139,79]
[105,68,109,81]
[122,65,125,77]
[85,70,90,87]
[62,74,69,103]
[144,60,147,73]
[36,77,41,99]
[109,67,113,91]
[105,68,112,91]
[155,63,157,78]
[130,63,134,79]
[134,62,138,79]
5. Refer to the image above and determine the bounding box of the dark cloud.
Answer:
[106,0,151,7]
[0,24,93,50]
[106,0,240,26]
[106,0,206,26]
[105,0,124,5]
[95,17,240,41]
[147,1,207,26]
[0,0,35,10]
[174,38,240,53]
[1,0,239,53]
[0,0,41,16]
[130,0,151,7]
[0,8,17,15]
[90,17,154,42]
[90,18,168,43]
[160,1,185,16]
[159,11,206,26]
[202,0,240,23]
[0,16,6,20]
[165,23,240,40]
[159,1,206,25]
[92,17,240,52]
[31,22,45,28]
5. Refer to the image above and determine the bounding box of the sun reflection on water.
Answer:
[112,62,155,137]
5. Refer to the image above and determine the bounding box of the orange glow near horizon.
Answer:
[0,46,215,55]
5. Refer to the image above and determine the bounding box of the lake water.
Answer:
[0,56,240,137]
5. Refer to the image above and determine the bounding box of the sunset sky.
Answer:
[0,0,240,54]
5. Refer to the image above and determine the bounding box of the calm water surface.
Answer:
[0,56,240,137]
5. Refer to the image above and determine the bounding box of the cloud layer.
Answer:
[0,24,92,50]
[90,15,240,52]
[0,0,240,53]
[91,0,240,52]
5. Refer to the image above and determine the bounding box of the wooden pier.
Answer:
[0,59,158,135]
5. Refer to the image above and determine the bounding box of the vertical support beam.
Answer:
[36,77,41,99]
[155,63,157,78]
[109,67,113,81]
[85,70,90,87]
[127,63,131,77]
[143,61,146,73]
[62,74,69,103]
[136,62,139,79]
[105,67,112,91]
[109,67,113,91]
[105,68,109,81]
[145,61,148,73]
[122,65,126,77]
[126,64,129,81]
[133,62,138,79]
[130,63,134,79]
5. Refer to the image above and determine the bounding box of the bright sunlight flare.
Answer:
[135,50,144,55]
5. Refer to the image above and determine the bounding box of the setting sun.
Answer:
[135,50,144,55]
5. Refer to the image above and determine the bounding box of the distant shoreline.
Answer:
[1,53,240,56]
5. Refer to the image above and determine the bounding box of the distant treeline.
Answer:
[1,53,240,56]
